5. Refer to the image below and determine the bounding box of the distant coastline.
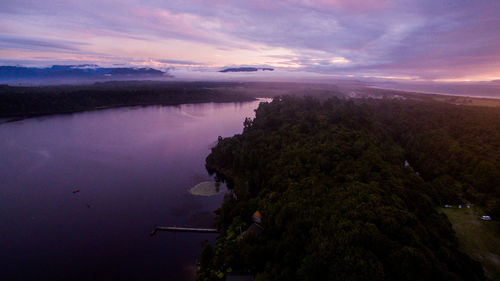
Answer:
[2,80,499,120]
[367,85,500,100]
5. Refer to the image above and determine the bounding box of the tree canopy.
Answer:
[198,96,500,281]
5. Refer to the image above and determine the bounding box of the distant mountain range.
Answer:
[0,65,169,81]
[219,67,274,73]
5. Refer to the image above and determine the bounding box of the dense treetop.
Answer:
[198,96,500,281]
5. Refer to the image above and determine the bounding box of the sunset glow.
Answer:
[1,0,500,81]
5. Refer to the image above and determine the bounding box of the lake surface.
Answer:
[0,99,268,281]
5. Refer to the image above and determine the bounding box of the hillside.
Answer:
[0,65,168,82]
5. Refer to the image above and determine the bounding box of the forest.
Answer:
[0,81,253,117]
[199,96,500,281]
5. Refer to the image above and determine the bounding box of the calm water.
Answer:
[0,99,267,281]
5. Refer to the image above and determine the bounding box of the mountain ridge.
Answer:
[0,65,169,81]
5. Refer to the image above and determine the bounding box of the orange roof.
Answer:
[253,210,262,219]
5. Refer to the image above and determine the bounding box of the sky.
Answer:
[1,0,500,81]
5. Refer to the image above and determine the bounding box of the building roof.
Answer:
[242,223,263,237]
[253,211,262,219]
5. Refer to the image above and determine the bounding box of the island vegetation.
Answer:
[198,96,500,281]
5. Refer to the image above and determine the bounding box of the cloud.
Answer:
[0,0,499,81]
[0,33,87,52]
[157,59,203,65]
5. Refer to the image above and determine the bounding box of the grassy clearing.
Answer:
[439,206,500,280]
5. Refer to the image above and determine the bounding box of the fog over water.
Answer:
[0,99,268,281]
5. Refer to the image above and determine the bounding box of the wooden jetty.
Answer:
[150,226,219,236]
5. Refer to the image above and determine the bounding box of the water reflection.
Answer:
[0,99,269,281]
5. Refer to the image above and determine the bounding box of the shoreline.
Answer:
[0,98,257,123]
[0,81,256,119]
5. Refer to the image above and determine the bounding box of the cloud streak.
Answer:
[0,34,88,52]
[0,0,499,81]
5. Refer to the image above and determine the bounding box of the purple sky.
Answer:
[1,0,500,81]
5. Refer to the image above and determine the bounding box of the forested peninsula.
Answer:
[199,96,500,281]
[0,81,254,118]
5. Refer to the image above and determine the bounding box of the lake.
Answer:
[0,99,268,281]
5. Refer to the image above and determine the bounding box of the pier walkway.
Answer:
[150,226,219,236]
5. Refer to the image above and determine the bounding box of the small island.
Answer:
[189,181,227,196]
[219,67,274,73]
